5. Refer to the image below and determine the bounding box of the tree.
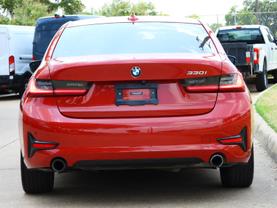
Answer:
[0,0,22,17]
[0,15,9,24]
[132,1,157,15]
[226,0,277,36]
[209,23,223,32]
[11,0,49,25]
[225,6,257,25]
[38,0,84,14]
[99,0,131,16]
[97,0,158,16]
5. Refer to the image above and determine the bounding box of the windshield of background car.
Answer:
[217,28,265,44]
[52,22,217,58]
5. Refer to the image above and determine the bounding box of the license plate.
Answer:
[115,83,158,106]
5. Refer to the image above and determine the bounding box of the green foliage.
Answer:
[209,23,224,32]
[0,15,10,24]
[99,0,131,16]
[225,0,277,36]
[132,1,157,15]
[11,0,49,25]
[97,0,157,16]
[0,0,22,17]
[225,6,257,25]
[57,0,85,14]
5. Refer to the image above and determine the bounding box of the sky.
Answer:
[81,0,244,24]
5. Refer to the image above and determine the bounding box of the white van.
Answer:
[0,25,34,96]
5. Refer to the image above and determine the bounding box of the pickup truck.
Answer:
[216,25,277,91]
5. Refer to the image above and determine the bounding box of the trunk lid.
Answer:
[49,54,222,118]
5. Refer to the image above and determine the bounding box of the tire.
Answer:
[220,148,254,188]
[256,60,268,92]
[21,153,54,194]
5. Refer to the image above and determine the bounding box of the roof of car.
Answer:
[218,25,267,30]
[66,16,201,28]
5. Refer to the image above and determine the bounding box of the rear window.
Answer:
[52,22,216,58]
[217,28,265,44]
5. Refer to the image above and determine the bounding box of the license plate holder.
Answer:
[115,83,158,106]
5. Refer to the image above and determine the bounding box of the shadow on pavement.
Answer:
[22,169,245,205]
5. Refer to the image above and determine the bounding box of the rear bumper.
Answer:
[20,92,253,170]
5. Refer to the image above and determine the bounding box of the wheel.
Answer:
[21,153,54,194]
[256,60,268,92]
[220,148,254,188]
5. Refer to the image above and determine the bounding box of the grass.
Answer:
[255,84,277,133]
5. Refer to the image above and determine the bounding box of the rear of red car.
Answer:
[19,17,253,194]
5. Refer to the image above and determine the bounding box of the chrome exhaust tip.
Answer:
[51,158,67,173]
[210,154,224,168]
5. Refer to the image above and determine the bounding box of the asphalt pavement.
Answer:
[0,85,276,208]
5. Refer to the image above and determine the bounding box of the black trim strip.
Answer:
[74,158,203,170]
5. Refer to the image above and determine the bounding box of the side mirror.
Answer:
[29,60,41,73]
[227,55,237,65]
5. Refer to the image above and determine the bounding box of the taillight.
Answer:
[253,48,259,65]
[27,78,91,97]
[9,55,15,75]
[245,51,251,64]
[182,73,245,93]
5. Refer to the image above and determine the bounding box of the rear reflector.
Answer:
[254,48,259,65]
[245,51,251,64]
[27,78,91,97]
[182,73,245,93]
[28,134,58,157]
[9,56,15,75]
[217,128,248,151]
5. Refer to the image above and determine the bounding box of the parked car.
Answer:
[20,16,253,194]
[216,25,277,91]
[33,15,100,61]
[0,25,34,96]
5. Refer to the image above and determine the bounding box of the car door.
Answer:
[264,27,277,70]
[0,28,9,76]
[266,28,277,69]
[12,32,34,75]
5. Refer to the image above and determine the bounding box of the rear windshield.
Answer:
[217,28,265,44]
[52,23,216,58]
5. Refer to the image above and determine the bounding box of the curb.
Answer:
[254,85,277,163]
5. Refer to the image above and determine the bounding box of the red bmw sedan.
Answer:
[19,16,253,193]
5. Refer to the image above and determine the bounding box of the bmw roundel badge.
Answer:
[131,66,141,77]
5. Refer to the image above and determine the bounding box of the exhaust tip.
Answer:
[51,158,67,173]
[210,154,224,168]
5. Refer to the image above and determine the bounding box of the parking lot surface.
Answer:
[0,88,277,208]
